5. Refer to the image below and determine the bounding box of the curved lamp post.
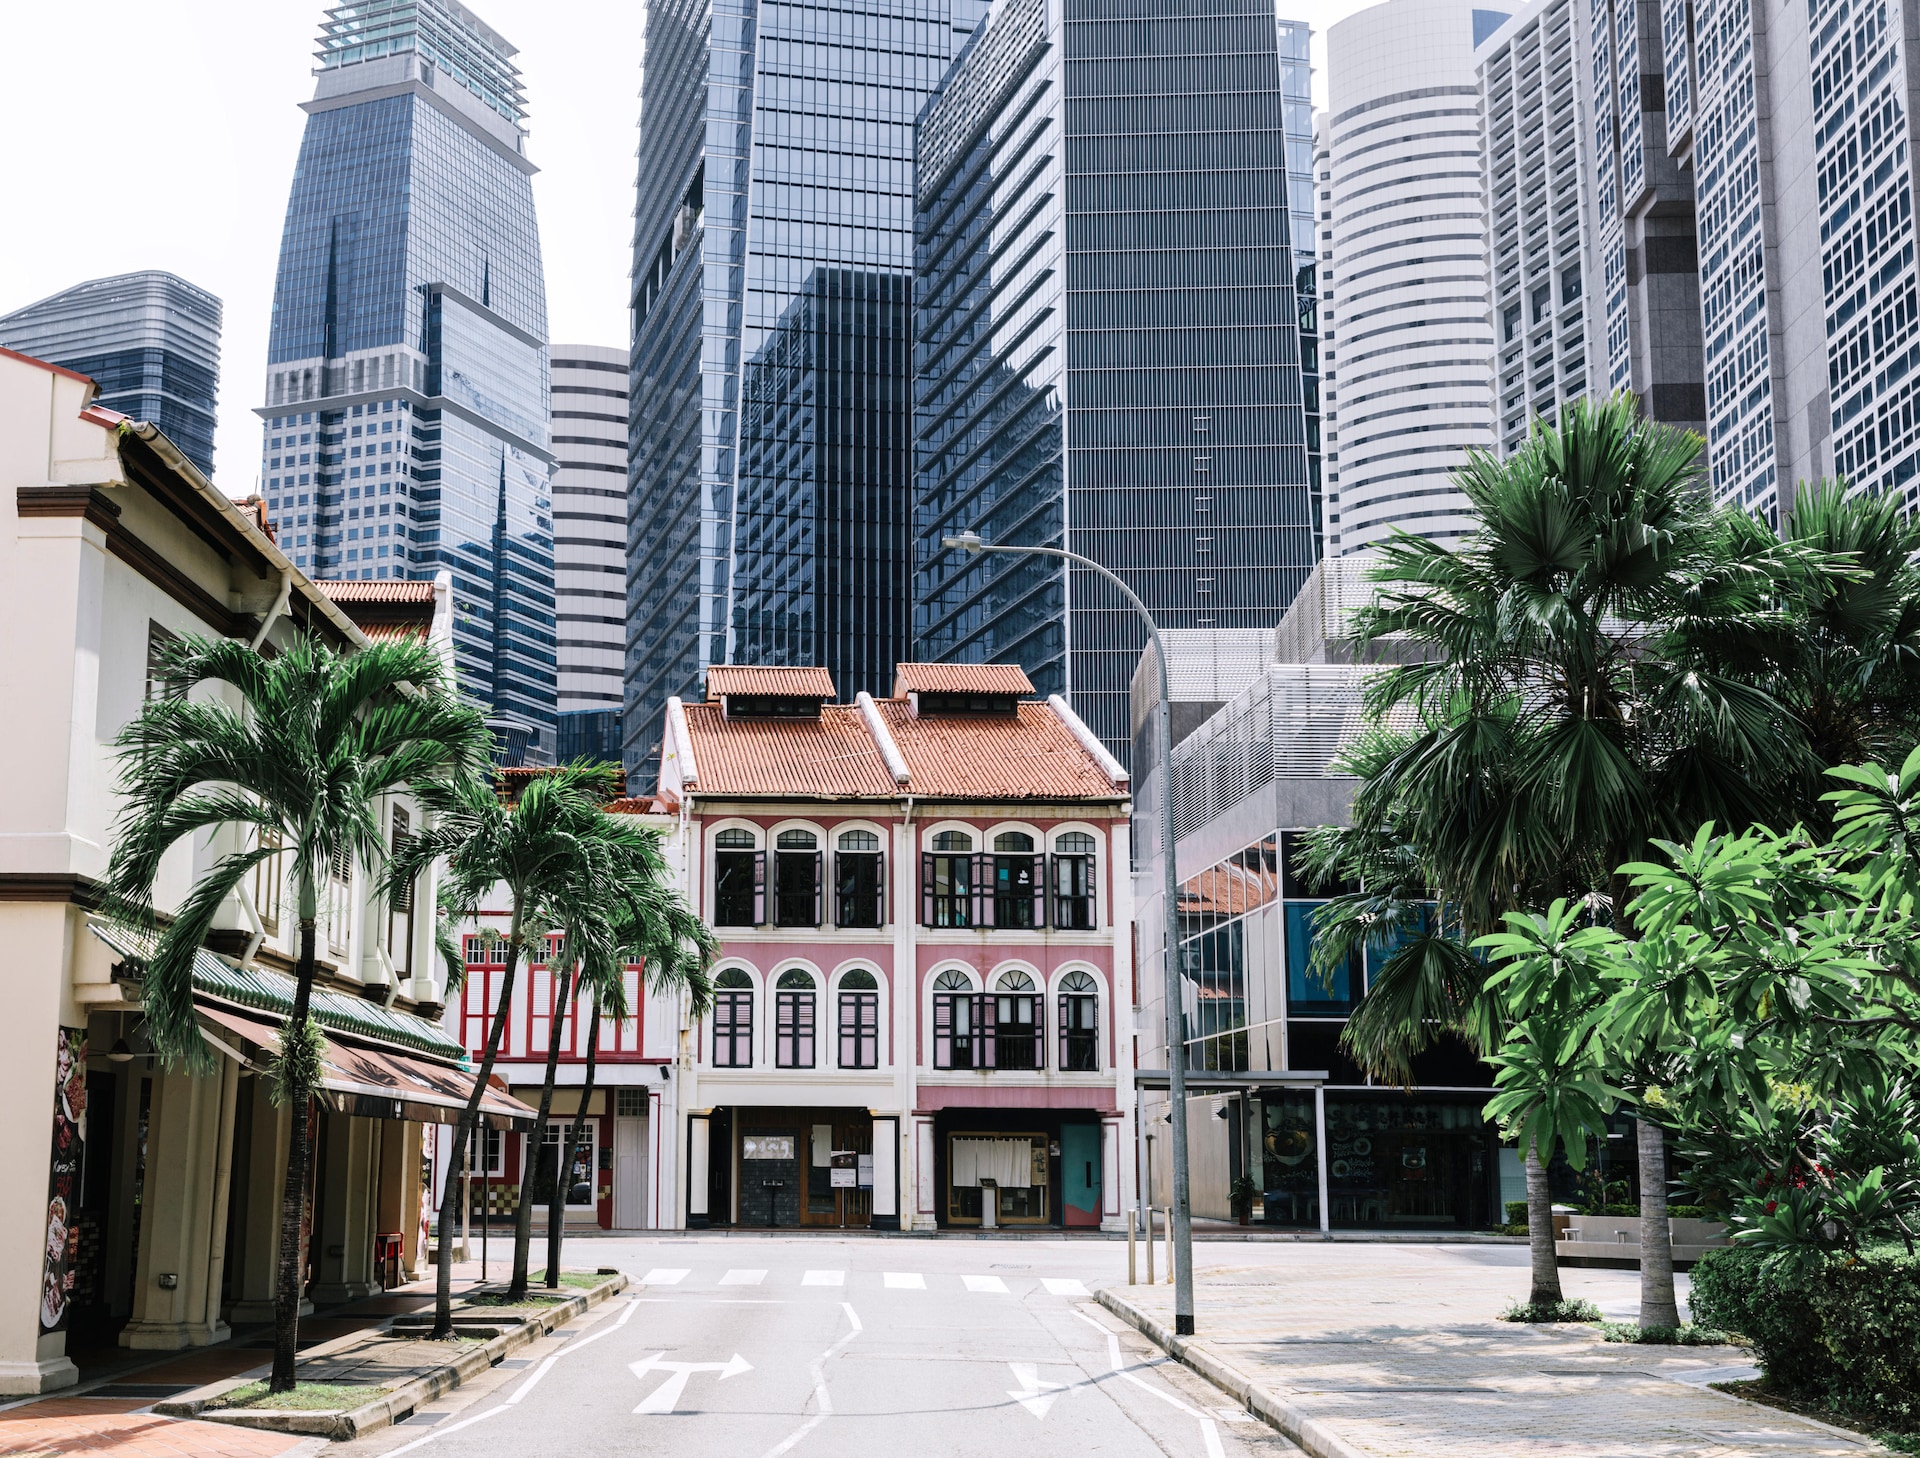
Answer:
[942,530,1195,1335]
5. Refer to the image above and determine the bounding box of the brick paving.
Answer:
[0,1401,305,1458]
[1108,1247,1883,1457]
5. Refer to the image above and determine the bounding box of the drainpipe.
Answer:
[235,569,293,970]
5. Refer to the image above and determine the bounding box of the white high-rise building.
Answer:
[1319,0,1510,556]
[551,344,629,763]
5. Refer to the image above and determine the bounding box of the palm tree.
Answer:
[542,869,713,1284]
[103,633,488,1392]
[1321,394,1800,1322]
[389,764,711,1335]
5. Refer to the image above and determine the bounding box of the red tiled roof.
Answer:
[498,765,630,800]
[680,703,897,797]
[893,662,1034,697]
[875,700,1122,800]
[358,621,427,643]
[705,664,836,700]
[316,579,437,604]
[606,793,677,816]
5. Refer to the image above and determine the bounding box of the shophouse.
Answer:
[0,349,526,1392]
[654,663,1136,1231]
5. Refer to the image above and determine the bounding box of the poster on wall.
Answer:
[40,1027,88,1335]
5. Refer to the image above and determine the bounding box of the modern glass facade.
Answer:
[259,0,556,759]
[625,0,986,778]
[0,272,222,478]
[1277,21,1321,556]
[912,0,1315,766]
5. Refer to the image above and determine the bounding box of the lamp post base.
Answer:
[1175,1314,1194,1336]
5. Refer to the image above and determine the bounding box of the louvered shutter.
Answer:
[752,851,767,925]
[921,852,935,925]
[1031,854,1046,928]
[971,853,989,928]
[812,851,823,926]
[874,851,886,927]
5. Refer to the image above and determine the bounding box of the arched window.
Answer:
[835,829,884,928]
[993,969,1041,1068]
[992,831,1042,928]
[714,829,762,927]
[775,829,821,928]
[932,969,977,1069]
[925,831,976,926]
[1059,969,1099,1071]
[775,969,816,1068]
[838,968,879,1068]
[1052,831,1097,930]
[713,967,753,1067]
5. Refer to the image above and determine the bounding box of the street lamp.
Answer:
[942,529,1195,1336]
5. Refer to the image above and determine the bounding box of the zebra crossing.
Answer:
[636,1265,1090,1296]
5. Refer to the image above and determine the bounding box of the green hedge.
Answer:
[1689,1246,1920,1426]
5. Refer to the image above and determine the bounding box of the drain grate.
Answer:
[401,1412,450,1426]
[497,1358,534,1369]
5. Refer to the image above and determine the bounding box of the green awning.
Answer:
[89,920,466,1063]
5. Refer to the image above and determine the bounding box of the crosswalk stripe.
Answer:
[882,1271,926,1289]
[719,1269,766,1286]
[641,1268,689,1286]
[962,1274,1008,1293]
[1041,1278,1088,1296]
[801,1270,845,1286]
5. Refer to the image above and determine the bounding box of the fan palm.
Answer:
[388,764,712,1334]
[504,811,712,1299]
[103,633,488,1392]
[1320,395,1800,1317]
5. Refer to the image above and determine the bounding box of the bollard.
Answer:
[1163,1205,1174,1285]
[1127,1206,1137,1285]
[1145,1205,1156,1285]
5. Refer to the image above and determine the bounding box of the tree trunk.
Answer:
[1526,1139,1563,1308]
[432,926,522,1338]
[269,916,318,1393]
[510,962,576,1299]
[1637,1115,1680,1328]
[548,995,601,1288]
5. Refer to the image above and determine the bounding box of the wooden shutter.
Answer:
[977,992,997,1068]
[812,851,823,927]
[1030,854,1047,928]
[752,850,767,925]
[970,853,989,928]
[874,852,886,928]
[921,852,935,926]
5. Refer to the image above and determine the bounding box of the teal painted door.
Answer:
[1061,1124,1101,1227]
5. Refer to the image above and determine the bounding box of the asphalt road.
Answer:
[339,1237,1298,1458]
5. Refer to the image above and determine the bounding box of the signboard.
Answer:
[40,1028,86,1334]
[830,1150,857,1188]
[743,1135,795,1161]
[857,1154,874,1189]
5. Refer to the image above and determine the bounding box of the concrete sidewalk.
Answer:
[1099,1250,1887,1458]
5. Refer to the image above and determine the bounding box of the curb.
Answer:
[1094,1287,1373,1458]
[156,1271,630,1441]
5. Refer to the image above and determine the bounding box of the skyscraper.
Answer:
[0,272,221,478]
[1278,21,1324,558]
[623,0,986,778]
[912,0,1316,764]
[1319,0,1507,557]
[258,0,556,760]
[552,344,628,765]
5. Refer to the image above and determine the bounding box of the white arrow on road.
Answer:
[629,1351,753,1414]
[1006,1362,1068,1419]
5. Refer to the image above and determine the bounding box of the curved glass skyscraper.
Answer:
[259,0,556,760]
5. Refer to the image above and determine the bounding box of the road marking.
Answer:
[963,1274,1009,1293]
[641,1267,689,1285]
[1006,1362,1069,1419]
[720,1268,767,1286]
[802,1270,845,1286]
[1200,1418,1226,1458]
[758,1303,862,1458]
[380,1296,641,1457]
[1041,1278,1088,1296]
[883,1271,925,1289]
[630,1352,753,1414]
[1069,1307,1229,1458]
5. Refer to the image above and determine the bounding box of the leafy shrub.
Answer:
[1500,1297,1603,1323]
[1689,1246,1920,1425]
[1506,1201,1529,1226]
[1499,1223,1529,1236]
[1597,1321,1736,1345]
[1669,1204,1707,1219]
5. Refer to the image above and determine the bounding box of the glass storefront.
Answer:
[1256,1092,1496,1229]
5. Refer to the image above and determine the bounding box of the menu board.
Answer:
[40,1028,87,1334]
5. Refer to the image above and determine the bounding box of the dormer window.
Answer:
[708,664,835,720]
[917,691,1019,717]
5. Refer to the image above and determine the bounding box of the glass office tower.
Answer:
[624,0,986,777]
[1277,21,1322,558]
[0,272,222,478]
[259,0,556,760]
[913,0,1315,765]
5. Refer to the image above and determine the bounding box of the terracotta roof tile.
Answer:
[875,700,1124,800]
[892,662,1034,697]
[705,664,836,700]
[358,621,427,643]
[680,703,897,797]
[316,579,438,604]
[606,794,676,815]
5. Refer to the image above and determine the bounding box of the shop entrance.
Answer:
[800,1118,872,1228]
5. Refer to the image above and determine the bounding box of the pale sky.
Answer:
[2,0,1364,494]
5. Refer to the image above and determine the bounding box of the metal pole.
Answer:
[944,533,1196,1334]
[1164,1205,1173,1284]
[1128,1205,1137,1284]
[1145,1203,1155,1284]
